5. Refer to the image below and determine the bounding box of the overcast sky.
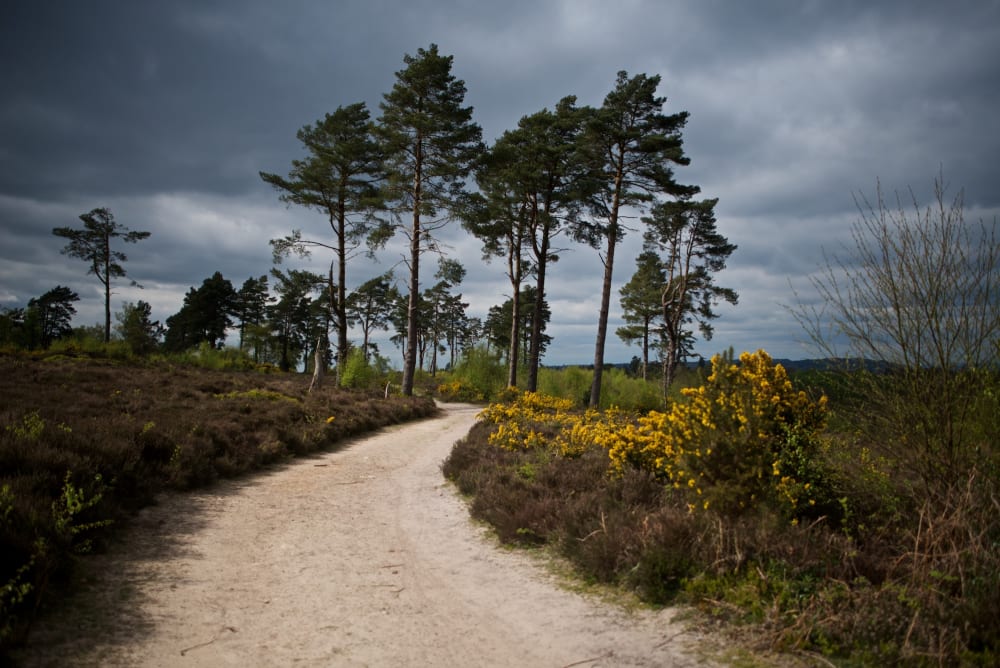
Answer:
[2,0,998,365]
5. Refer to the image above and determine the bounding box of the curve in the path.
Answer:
[14,403,714,667]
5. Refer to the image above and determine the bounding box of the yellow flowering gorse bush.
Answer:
[478,351,830,519]
[478,390,576,451]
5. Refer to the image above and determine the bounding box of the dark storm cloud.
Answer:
[1,0,998,362]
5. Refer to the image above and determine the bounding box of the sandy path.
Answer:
[14,403,714,667]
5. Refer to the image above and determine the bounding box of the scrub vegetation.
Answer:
[0,348,435,653]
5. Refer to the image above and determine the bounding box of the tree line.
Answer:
[4,44,737,403]
[257,43,736,402]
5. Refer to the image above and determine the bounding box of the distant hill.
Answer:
[552,358,884,373]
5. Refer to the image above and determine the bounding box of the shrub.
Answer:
[439,346,506,402]
[339,348,391,391]
[596,367,663,411]
[536,366,592,407]
[601,350,832,519]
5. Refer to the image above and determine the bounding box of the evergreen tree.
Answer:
[261,103,383,372]
[520,98,593,391]
[267,268,325,372]
[346,272,400,362]
[377,44,483,395]
[115,300,161,355]
[26,285,79,348]
[52,207,150,342]
[483,285,551,366]
[164,272,238,351]
[643,197,737,394]
[577,72,697,407]
[464,136,531,387]
[233,275,271,355]
[422,259,467,375]
[616,250,667,380]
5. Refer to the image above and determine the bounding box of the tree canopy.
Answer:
[261,102,383,373]
[576,72,699,407]
[377,43,483,395]
[52,207,150,342]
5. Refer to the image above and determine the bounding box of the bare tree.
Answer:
[794,174,1000,488]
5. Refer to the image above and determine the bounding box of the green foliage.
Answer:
[438,346,506,402]
[532,365,662,411]
[0,485,34,647]
[339,347,391,391]
[596,367,663,411]
[164,272,239,352]
[52,207,150,343]
[5,411,45,442]
[213,388,299,403]
[536,366,593,407]
[377,43,483,395]
[115,300,160,355]
[51,472,113,554]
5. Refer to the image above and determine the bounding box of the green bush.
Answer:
[597,367,663,411]
[536,366,592,407]
[439,347,506,402]
[339,348,391,391]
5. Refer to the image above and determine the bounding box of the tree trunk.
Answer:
[401,155,422,396]
[641,317,649,381]
[527,203,548,393]
[103,237,112,343]
[589,163,624,408]
[308,335,325,394]
[589,224,618,408]
[335,204,350,384]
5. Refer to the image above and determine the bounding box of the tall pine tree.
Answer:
[578,72,697,407]
[376,44,482,395]
[260,103,383,374]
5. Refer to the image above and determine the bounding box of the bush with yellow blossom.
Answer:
[478,351,833,521]
[477,389,577,451]
[606,349,832,518]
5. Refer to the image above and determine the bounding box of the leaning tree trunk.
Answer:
[308,335,325,394]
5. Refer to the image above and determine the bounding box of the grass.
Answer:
[0,351,436,653]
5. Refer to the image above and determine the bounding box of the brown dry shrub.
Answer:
[443,405,1000,664]
[0,354,437,652]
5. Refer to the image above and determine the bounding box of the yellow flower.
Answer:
[326,416,336,424]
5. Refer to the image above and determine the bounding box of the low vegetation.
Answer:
[443,351,999,666]
[0,349,436,652]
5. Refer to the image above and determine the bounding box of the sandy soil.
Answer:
[12,402,718,667]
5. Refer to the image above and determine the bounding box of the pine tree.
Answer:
[578,72,697,407]
[643,197,737,394]
[261,103,383,373]
[617,251,667,380]
[53,207,150,342]
[376,44,482,395]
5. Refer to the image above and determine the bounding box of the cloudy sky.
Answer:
[2,0,998,365]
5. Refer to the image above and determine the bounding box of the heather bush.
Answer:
[449,349,1000,663]
[0,354,436,653]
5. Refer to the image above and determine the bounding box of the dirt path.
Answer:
[13,403,715,667]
